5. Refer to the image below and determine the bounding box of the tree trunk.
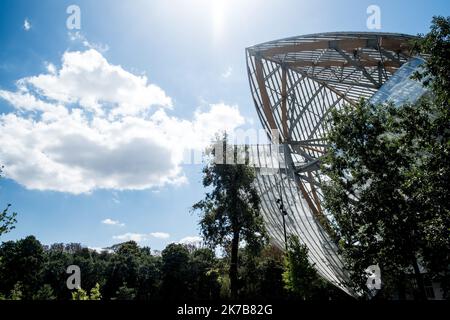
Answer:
[230,229,240,299]
[411,258,427,300]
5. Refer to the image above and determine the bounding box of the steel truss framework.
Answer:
[246,32,417,296]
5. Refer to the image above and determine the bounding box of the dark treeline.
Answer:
[0,235,348,300]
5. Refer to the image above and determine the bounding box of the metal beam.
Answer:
[335,48,381,88]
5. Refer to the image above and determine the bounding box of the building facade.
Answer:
[246,32,427,297]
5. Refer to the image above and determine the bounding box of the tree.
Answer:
[160,243,190,300]
[188,248,221,300]
[9,282,23,300]
[321,16,449,299]
[89,283,102,300]
[0,205,16,237]
[114,283,136,300]
[239,244,285,299]
[42,243,76,300]
[136,247,161,300]
[71,287,89,300]
[103,241,141,299]
[71,283,102,300]
[33,284,56,300]
[0,166,17,237]
[411,16,450,296]
[282,236,325,300]
[193,135,267,298]
[0,236,45,299]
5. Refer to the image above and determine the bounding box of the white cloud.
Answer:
[0,112,186,193]
[113,231,170,242]
[101,218,125,227]
[22,49,172,117]
[193,103,244,145]
[150,232,170,239]
[0,49,245,194]
[68,31,109,53]
[23,19,31,31]
[178,236,202,245]
[88,246,112,253]
[46,62,57,75]
[113,232,148,243]
[221,66,232,78]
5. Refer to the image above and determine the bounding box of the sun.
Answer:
[211,0,227,40]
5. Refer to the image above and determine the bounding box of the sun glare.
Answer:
[211,0,226,40]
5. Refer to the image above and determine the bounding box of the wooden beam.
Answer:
[281,67,288,140]
[379,37,412,52]
[308,171,323,214]
[254,57,278,131]
[285,59,400,69]
[261,39,369,56]
[259,37,411,58]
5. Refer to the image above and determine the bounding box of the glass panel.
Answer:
[370,57,429,106]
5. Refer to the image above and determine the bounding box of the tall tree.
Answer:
[103,241,141,299]
[0,236,45,299]
[192,136,267,298]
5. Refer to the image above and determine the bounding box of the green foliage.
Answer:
[0,234,350,300]
[33,284,56,300]
[135,248,161,300]
[89,283,102,300]
[0,166,17,237]
[193,136,267,252]
[102,241,141,299]
[0,236,45,299]
[192,134,267,298]
[282,236,325,300]
[412,16,450,105]
[218,274,231,299]
[71,283,102,300]
[114,283,136,300]
[239,244,285,300]
[188,248,221,299]
[10,282,23,300]
[0,205,16,237]
[71,287,89,300]
[321,16,449,298]
[160,243,191,299]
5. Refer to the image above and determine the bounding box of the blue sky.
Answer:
[0,0,449,250]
